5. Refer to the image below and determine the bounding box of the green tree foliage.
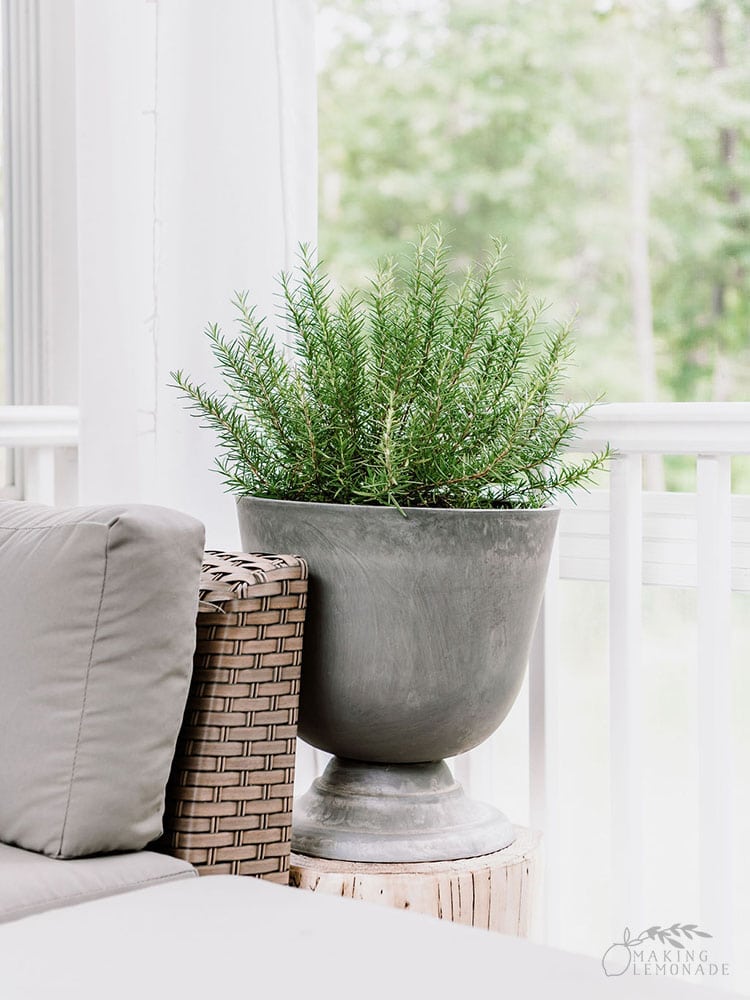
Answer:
[172,230,607,509]
[653,0,750,400]
[317,0,750,404]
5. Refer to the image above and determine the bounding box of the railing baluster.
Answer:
[696,454,733,957]
[24,446,56,505]
[529,532,561,941]
[609,452,644,933]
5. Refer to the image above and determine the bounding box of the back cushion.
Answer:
[0,502,205,858]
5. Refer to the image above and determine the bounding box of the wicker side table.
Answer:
[289,827,542,935]
[160,550,307,885]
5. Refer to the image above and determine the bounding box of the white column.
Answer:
[75,0,317,546]
[3,0,44,405]
[74,0,151,510]
[696,454,734,957]
[609,452,644,933]
[39,0,79,408]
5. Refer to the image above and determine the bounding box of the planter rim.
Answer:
[237,495,560,516]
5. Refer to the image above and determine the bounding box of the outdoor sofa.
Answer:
[0,501,306,924]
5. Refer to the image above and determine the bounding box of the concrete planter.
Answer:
[237,497,559,863]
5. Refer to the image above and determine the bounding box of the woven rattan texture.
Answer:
[161,550,307,885]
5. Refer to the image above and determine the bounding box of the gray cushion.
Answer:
[0,842,196,923]
[0,502,205,858]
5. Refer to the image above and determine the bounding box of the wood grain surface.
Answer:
[289,826,542,936]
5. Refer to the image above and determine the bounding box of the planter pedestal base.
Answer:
[291,757,515,864]
[289,827,542,936]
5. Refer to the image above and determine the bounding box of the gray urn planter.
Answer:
[237,497,559,864]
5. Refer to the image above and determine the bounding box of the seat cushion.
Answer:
[0,842,196,923]
[0,502,205,858]
[0,875,733,1000]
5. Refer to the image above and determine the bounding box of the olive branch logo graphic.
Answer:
[602,923,713,977]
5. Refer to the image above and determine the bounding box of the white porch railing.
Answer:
[528,402,750,964]
[0,405,79,504]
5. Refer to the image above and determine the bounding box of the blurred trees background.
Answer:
[317,0,749,405]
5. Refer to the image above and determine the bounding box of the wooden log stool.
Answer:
[289,826,541,936]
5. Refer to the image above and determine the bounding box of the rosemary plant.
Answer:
[172,229,608,509]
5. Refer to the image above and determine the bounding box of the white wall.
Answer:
[74,0,317,546]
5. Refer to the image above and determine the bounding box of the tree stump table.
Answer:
[289,826,541,937]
